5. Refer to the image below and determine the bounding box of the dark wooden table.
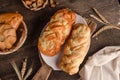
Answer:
[0,0,120,80]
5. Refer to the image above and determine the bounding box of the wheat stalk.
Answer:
[21,58,27,78]
[92,8,110,24]
[92,25,120,38]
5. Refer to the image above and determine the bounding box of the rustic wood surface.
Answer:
[0,0,120,80]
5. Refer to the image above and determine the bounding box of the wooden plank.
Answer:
[0,0,119,80]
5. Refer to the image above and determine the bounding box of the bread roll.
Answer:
[58,23,91,75]
[38,8,76,56]
[0,13,23,50]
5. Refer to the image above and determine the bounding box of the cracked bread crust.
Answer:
[58,23,91,75]
[38,8,76,56]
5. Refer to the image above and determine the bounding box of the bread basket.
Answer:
[0,21,27,55]
[22,0,48,11]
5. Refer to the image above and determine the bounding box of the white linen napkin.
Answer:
[79,46,120,80]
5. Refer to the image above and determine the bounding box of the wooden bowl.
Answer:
[0,21,27,55]
[22,0,48,11]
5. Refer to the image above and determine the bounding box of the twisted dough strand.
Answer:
[58,23,91,75]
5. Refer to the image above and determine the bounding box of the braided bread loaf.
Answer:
[38,8,76,56]
[58,23,91,75]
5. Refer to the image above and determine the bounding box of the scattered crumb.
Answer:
[117,18,120,26]
[117,22,120,26]
[95,37,98,40]
[50,0,59,8]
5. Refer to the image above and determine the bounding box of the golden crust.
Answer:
[38,21,62,56]
[38,8,76,56]
[0,13,23,30]
[51,8,76,25]
[58,23,91,75]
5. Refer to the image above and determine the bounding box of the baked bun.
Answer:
[0,13,23,50]
[38,8,76,56]
[58,23,91,75]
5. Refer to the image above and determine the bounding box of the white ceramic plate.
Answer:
[40,14,87,70]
